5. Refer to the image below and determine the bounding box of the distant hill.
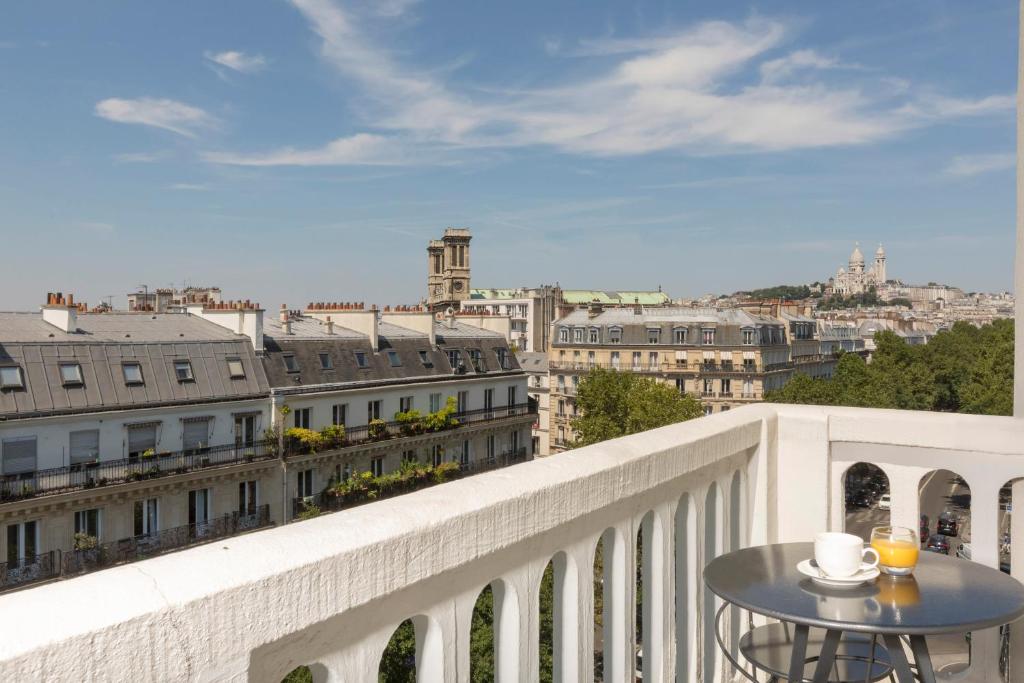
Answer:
[741,284,812,300]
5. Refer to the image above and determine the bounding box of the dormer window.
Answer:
[558,327,569,343]
[227,358,246,378]
[495,347,509,370]
[122,362,144,385]
[674,327,687,344]
[419,351,433,368]
[282,354,300,373]
[702,328,716,345]
[742,329,755,345]
[608,327,622,344]
[59,362,83,386]
[647,328,660,344]
[387,351,402,367]
[0,366,24,390]
[173,360,194,382]
[588,327,599,344]
[318,353,333,370]
[573,328,584,343]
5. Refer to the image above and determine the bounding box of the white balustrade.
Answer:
[0,404,1021,682]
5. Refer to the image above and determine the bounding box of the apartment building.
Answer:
[462,286,560,352]
[0,296,533,591]
[263,304,533,518]
[0,296,274,588]
[127,285,223,313]
[548,304,801,451]
[517,351,549,456]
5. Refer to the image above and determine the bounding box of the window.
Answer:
[647,328,660,344]
[182,418,211,454]
[387,350,402,367]
[573,328,584,343]
[457,390,468,413]
[587,351,595,368]
[648,352,658,369]
[238,481,258,516]
[703,378,714,395]
[674,350,687,368]
[484,388,494,414]
[468,349,484,372]
[189,488,211,536]
[703,405,713,416]
[318,353,333,370]
[557,399,565,416]
[2,437,36,476]
[589,327,599,344]
[721,378,732,395]
[702,329,716,345]
[227,358,246,379]
[293,408,311,429]
[6,521,37,566]
[133,498,159,537]
[0,366,24,390]
[419,351,433,368]
[486,434,496,460]
[282,354,300,373]
[460,441,470,466]
[122,362,143,385]
[742,329,755,345]
[447,349,462,371]
[332,404,347,426]
[631,352,642,369]
[400,396,414,413]
[675,378,686,393]
[296,469,314,499]
[429,393,442,413]
[69,430,99,466]
[59,363,83,386]
[367,400,381,421]
[611,351,620,369]
[127,424,157,460]
[74,508,101,540]
[371,456,384,477]
[558,327,569,343]
[557,374,565,391]
[495,348,509,370]
[354,352,370,368]
[431,445,444,468]
[557,426,565,445]
[608,327,622,344]
[674,328,687,344]
[235,414,257,448]
[173,360,194,382]
[507,385,517,409]
[401,449,417,463]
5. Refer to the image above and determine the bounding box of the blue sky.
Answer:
[0,1,1017,310]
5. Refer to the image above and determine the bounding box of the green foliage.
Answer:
[283,427,325,453]
[368,418,388,441]
[394,409,424,436]
[538,563,554,682]
[888,297,913,308]
[73,532,97,551]
[570,369,703,448]
[295,502,321,520]
[328,460,463,507]
[423,396,460,432]
[745,284,811,300]
[817,288,883,310]
[470,586,495,682]
[281,665,312,683]
[320,424,346,448]
[378,619,416,682]
[767,320,1013,416]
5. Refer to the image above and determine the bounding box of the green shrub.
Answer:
[296,503,321,520]
[319,424,346,448]
[395,409,424,436]
[284,427,324,453]
[423,396,460,432]
[368,418,388,441]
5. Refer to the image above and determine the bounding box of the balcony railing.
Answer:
[291,448,530,518]
[0,441,277,504]
[0,551,60,591]
[0,407,536,504]
[2,405,1022,682]
[62,505,271,577]
[551,360,767,374]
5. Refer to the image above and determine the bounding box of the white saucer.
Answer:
[797,559,880,587]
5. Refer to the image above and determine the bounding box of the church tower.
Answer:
[427,228,472,312]
[873,244,886,283]
[849,242,865,274]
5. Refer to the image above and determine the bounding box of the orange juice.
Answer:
[871,538,919,570]
[876,575,921,607]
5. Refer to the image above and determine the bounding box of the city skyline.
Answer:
[0,0,1018,310]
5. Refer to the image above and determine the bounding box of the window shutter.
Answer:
[69,430,100,465]
[183,419,211,450]
[2,438,37,474]
[128,425,157,454]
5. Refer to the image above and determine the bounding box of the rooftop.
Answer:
[555,306,780,327]
[0,311,244,344]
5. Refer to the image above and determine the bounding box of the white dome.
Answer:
[875,244,885,257]
[850,243,865,264]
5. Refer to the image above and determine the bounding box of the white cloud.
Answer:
[373,0,420,17]
[203,133,410,166]
[168,183,211,191]
[76,221,115,234]
[204,50,267,74]
[113,151,170,163]
[95,97,216,138]
[944,152,1015,177]
[206,2,1015,166]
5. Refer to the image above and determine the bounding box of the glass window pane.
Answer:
[122,363,143,384]
[0,366,23,388]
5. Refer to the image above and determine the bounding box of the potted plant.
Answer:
[368,418,388,441]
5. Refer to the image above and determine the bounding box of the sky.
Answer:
[0,0,1018,311]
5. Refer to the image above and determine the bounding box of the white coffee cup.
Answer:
[814,532,880,578]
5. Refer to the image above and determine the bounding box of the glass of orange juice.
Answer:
[870,526,919,576]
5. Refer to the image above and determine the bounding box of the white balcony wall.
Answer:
[0,404,1022,683]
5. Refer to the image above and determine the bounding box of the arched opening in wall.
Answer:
[539,559,555,683]
[471,579,520,682]
[703,483,722,683]
[280,665,312,683]
[593,527,626,682]
[635,511,659,682]
[843,462,890,542]
[675,493,695,683]
[593,535,605,681]
[999,478,1017,574]
[919,469,972,675]
[379,619,417,682]
[728,471,742,661]
[470,584,495,681]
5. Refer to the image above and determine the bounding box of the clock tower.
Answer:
[427,227,472,312]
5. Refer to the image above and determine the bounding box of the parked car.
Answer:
[937,512,958,537]
[877,493,891,511]
[920,515,930,540]
[926,535,950,554]
[957,542,1011,574]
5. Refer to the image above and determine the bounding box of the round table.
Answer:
[703,542,1024,683]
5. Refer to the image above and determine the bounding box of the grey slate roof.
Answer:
[517,352,548,372]
[0,312,269,418]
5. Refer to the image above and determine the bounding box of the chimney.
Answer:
[326,316,335,335]
[588,300,603,318]
[41,291,78,333]
[279,304,289,324]
[283,319,293,335]
[633,297,642,315]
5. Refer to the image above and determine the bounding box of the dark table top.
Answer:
[704,542,1024,635]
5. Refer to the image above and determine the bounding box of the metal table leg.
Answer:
[810,629,843,683]
[908,636,936,683]
[788,624,810,683]
[881,634,916,683]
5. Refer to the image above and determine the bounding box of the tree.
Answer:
[570,369,703,448]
